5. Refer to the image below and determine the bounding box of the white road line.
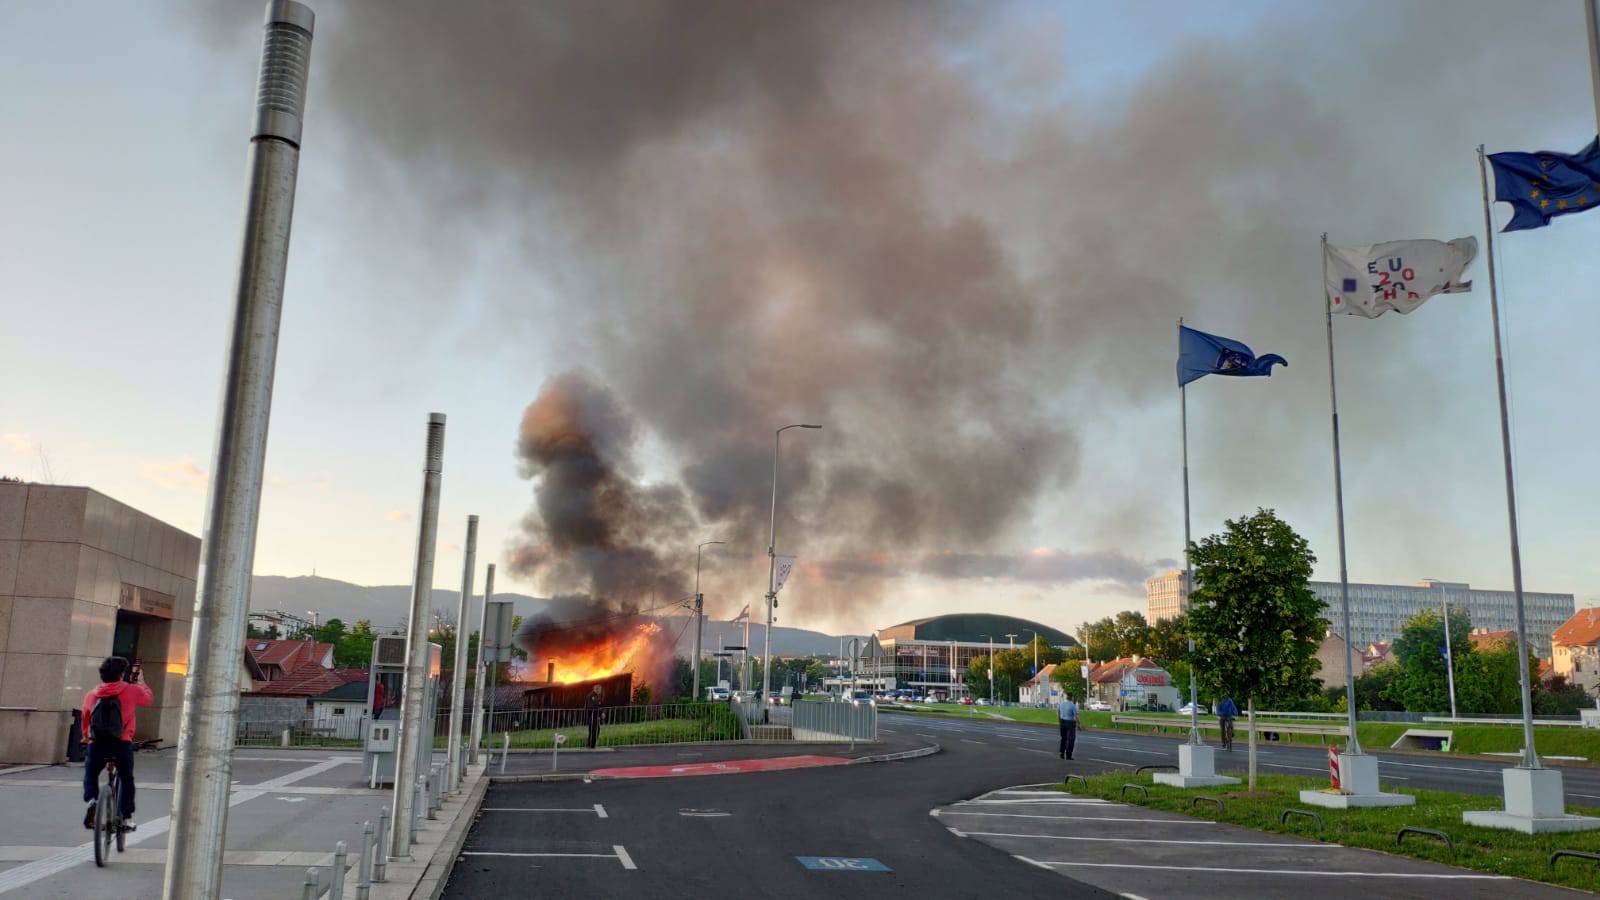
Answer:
[1087,757,1132,768]
[464,851,622,860]
[961,739,987,745]
[955,831,1331,848]
[1032,861,1509,879]
[1014,748,1057,755]
[0,756,349,895]
[595,803,608,818]
[941,811,1216,824]
[614,845,637,870]
[481,807,607,815]
[1120,893,1154,900]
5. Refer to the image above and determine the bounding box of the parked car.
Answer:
[958,697,975,705]
[975,698,990,706]
[1179,702,1209,715]
[1086,700,1111,711]
[706,686,731,702]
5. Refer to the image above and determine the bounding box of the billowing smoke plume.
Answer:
[188,1,1585,625]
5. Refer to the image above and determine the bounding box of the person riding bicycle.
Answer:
[1216,695,1239,751]
[82,657,152,831]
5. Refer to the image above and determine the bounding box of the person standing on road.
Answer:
[584,686,603,749]
[1217,696,1239,751]
[1056,695,1079,760]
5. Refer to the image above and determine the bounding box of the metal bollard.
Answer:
[500,732,510,774]
[411,775,425,841]
[356,821,374,900]
[330,840,347,900]
[374,808,390,883]
[427,766,440,818]
[301,867,320,900]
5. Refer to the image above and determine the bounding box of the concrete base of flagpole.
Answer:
[1463,767,1600,834]
[1153,744,1240,788]
[1298,753,1413,808]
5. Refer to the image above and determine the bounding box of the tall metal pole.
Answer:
[391,413,447,858]
[1586,0,1600,133]
[1477,147,1540,770]
[694,541,725,701]
[468,563,494,766]
[986,635,995,702]
[1180,317,1201,746]
[163,5,314,897]
[445,516,477,792]
[1323,235,1363,756]
[1442,597,1459,720]
[763,424,820,706]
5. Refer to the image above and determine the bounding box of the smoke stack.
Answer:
[547,661,555,685]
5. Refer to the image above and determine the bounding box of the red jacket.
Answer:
[82,681,154,743]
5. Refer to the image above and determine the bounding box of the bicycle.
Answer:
[1220,717,1236,752]
[91,759,127,867]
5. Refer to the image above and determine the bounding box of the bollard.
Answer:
[369,756,378,790]
[330,840,347,899]
[282,728,292,748]
[374,808,390,883]
[500,732,510,774]
[428,765,441,817]
[356,821,374,900]
[411,775,425,842]
[301,867,320,900]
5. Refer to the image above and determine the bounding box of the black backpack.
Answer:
[89,695,124,743]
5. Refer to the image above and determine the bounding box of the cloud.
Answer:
[140,458,207,492]
[385,509,412,522]
[816,548,1158,591]
[1,433,41,456]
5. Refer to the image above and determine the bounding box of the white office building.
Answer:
[1145,572,1574,656]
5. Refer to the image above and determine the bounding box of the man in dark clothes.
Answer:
[584,686,603,748]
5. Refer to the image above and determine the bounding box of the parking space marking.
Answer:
[953,830,1332,849]
[961,740,987,745]
[462,846,638,871]
[482,806,609,817]
[614,845,637,870]
[1027,860,1510,879]
[936,811,1218,825]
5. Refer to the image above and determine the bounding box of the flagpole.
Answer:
[1586,0,1600,133]
[1477,145,1539,771]
[1323,233,1361,757]
[1179,317,1200,747]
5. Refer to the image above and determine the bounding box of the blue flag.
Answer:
[1488,137,1600,231]
[1177,325,1287,387]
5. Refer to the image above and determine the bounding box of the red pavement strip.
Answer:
[590,755,852,778]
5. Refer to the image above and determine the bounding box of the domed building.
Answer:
[836,613,1077,700]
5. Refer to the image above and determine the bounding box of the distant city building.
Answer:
[1313,633,1358,690]
[1145,571,1574,655]
[0,483,199,764]
[1551,607,1600,698]
[837,613,1077,699]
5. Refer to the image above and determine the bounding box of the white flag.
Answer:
[1325,237,1476,318]
[731,604,749,624]
[773,556,798,593]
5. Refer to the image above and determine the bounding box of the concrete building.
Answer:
[1313,632,1358,690]
[1552,607,1600,698]
[1145,570,1574,655]
[840,613,1077,699]
[1,483,199,763]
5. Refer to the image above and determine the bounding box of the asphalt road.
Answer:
[442,713,1600,898]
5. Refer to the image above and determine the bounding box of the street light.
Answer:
[692,540,726,701]
[762,423,821,708]
[981,634,995,702]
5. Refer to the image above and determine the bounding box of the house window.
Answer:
[332,707,345,716]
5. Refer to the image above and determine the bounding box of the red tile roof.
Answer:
[246,639,334,672]
[1025,664,1057,686]
[1552,607,1600,648]
[1089,657,1165,684]
[248,663,359,698]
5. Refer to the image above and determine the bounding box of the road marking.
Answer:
[463,847,638,870]
[937,811,1217,824]
[1087,758,1132,768]
[482,807,608,816]
[1120,894,1154,900]
[614,845,637,870]
[961,740,987,745]
[0,755,350,894]
[917,733,938,738]
[1015,748,1056,755]
[595,803,608,818]
[955,831,1331,848]
[1030,861,1509,879]
[796,856,892,872]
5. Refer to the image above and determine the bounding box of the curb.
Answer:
[488,742,941,783]
[849,742,942,765]
[371,765,489,900]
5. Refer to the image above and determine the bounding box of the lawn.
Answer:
[1102,713,1600,760]
[1061,770,1600,892]
[483,708,745,749]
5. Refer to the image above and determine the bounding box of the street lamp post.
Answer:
[982,635,995,702]
[762,423,820,708]
[693,540,726,701]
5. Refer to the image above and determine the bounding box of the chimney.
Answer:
[547,661,556,684]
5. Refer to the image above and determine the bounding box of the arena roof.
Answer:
[878,613,1076,647]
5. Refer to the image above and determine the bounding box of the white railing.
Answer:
[793,699,877,742]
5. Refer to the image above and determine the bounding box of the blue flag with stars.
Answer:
[1489,137,1600,231]
[1177,325,1287,387]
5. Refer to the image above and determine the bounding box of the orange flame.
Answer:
[544,621,662,684]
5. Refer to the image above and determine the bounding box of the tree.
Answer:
[1113,611,1153,658]
[964,655,992,698]
[1353,662,1404,711]
[1383,608,1472,713]
[1188,508,1325,788]
[1536,674,1594,716]
[333,619,377,668]
[1146,613,1191,666]
[1075,617,1119,661]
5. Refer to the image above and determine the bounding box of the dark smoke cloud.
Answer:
[819,549,1157,591]
[187,1,1587,622]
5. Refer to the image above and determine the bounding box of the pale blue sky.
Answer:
[4,1,1598,636]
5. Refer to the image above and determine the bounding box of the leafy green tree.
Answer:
[1075,617,1119,661]
[1455,639,1527,715]
[1536,674,1594,716]
[1146,614,1191,666]
[1113,611,1153,658]
[1352,662,1404,711]
[1383,608,1472,713]
[333,619,377,668]
[964,654,993,698]
[1188,508,1325,788]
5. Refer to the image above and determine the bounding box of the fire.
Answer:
[544,621,662,684]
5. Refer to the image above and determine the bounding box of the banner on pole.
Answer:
[773,556,798,593]
[1325,237,1475,318]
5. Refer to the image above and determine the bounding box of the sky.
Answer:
[4,0,1599,639]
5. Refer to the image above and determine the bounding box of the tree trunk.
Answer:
[1247,696,1257,790]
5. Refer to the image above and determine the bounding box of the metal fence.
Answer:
[482,702,744,749]
[792,699,877,742]
[236,713,367,747]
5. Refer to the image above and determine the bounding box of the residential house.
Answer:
[246,639,334,683]
[1019,664,1063,706]
[1088,657,1180,711]
[1552,607,1600,698]
[1314,633,1360,690]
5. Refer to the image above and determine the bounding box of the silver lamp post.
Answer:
[445,515,477,792]
[761,424,820,708]
[692,540,726,700]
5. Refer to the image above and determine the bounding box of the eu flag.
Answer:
[1489,137,1600,231]
[1177,325,1287,387]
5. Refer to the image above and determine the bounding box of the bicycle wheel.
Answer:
[113,778,125,853]
[93,791,111,867]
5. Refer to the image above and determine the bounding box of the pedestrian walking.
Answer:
[1217,696,1238,751]
[584,686,603,749]
[1056,695,1079,760]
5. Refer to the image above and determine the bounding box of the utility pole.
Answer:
[163,4,314,897]
[446,515,477,792]
[763,424,820,708]
[693,541,725,701]
[391,414,447,859]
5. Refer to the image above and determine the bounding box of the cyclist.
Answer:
[1216,695,1239,751]
[82,657,152,831]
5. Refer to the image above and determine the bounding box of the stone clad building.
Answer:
[0,483,198,763]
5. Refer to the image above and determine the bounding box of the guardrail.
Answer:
[1111,714,1347,743]
[1422,715,1586,728]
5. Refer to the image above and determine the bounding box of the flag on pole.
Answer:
[773,556,797,593]
[1488,137,1600,231]
[1177,325,1287,386]
[731,604,749,624]
[1324,238,1476,318]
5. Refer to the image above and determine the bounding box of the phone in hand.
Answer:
[128,660,142,683]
